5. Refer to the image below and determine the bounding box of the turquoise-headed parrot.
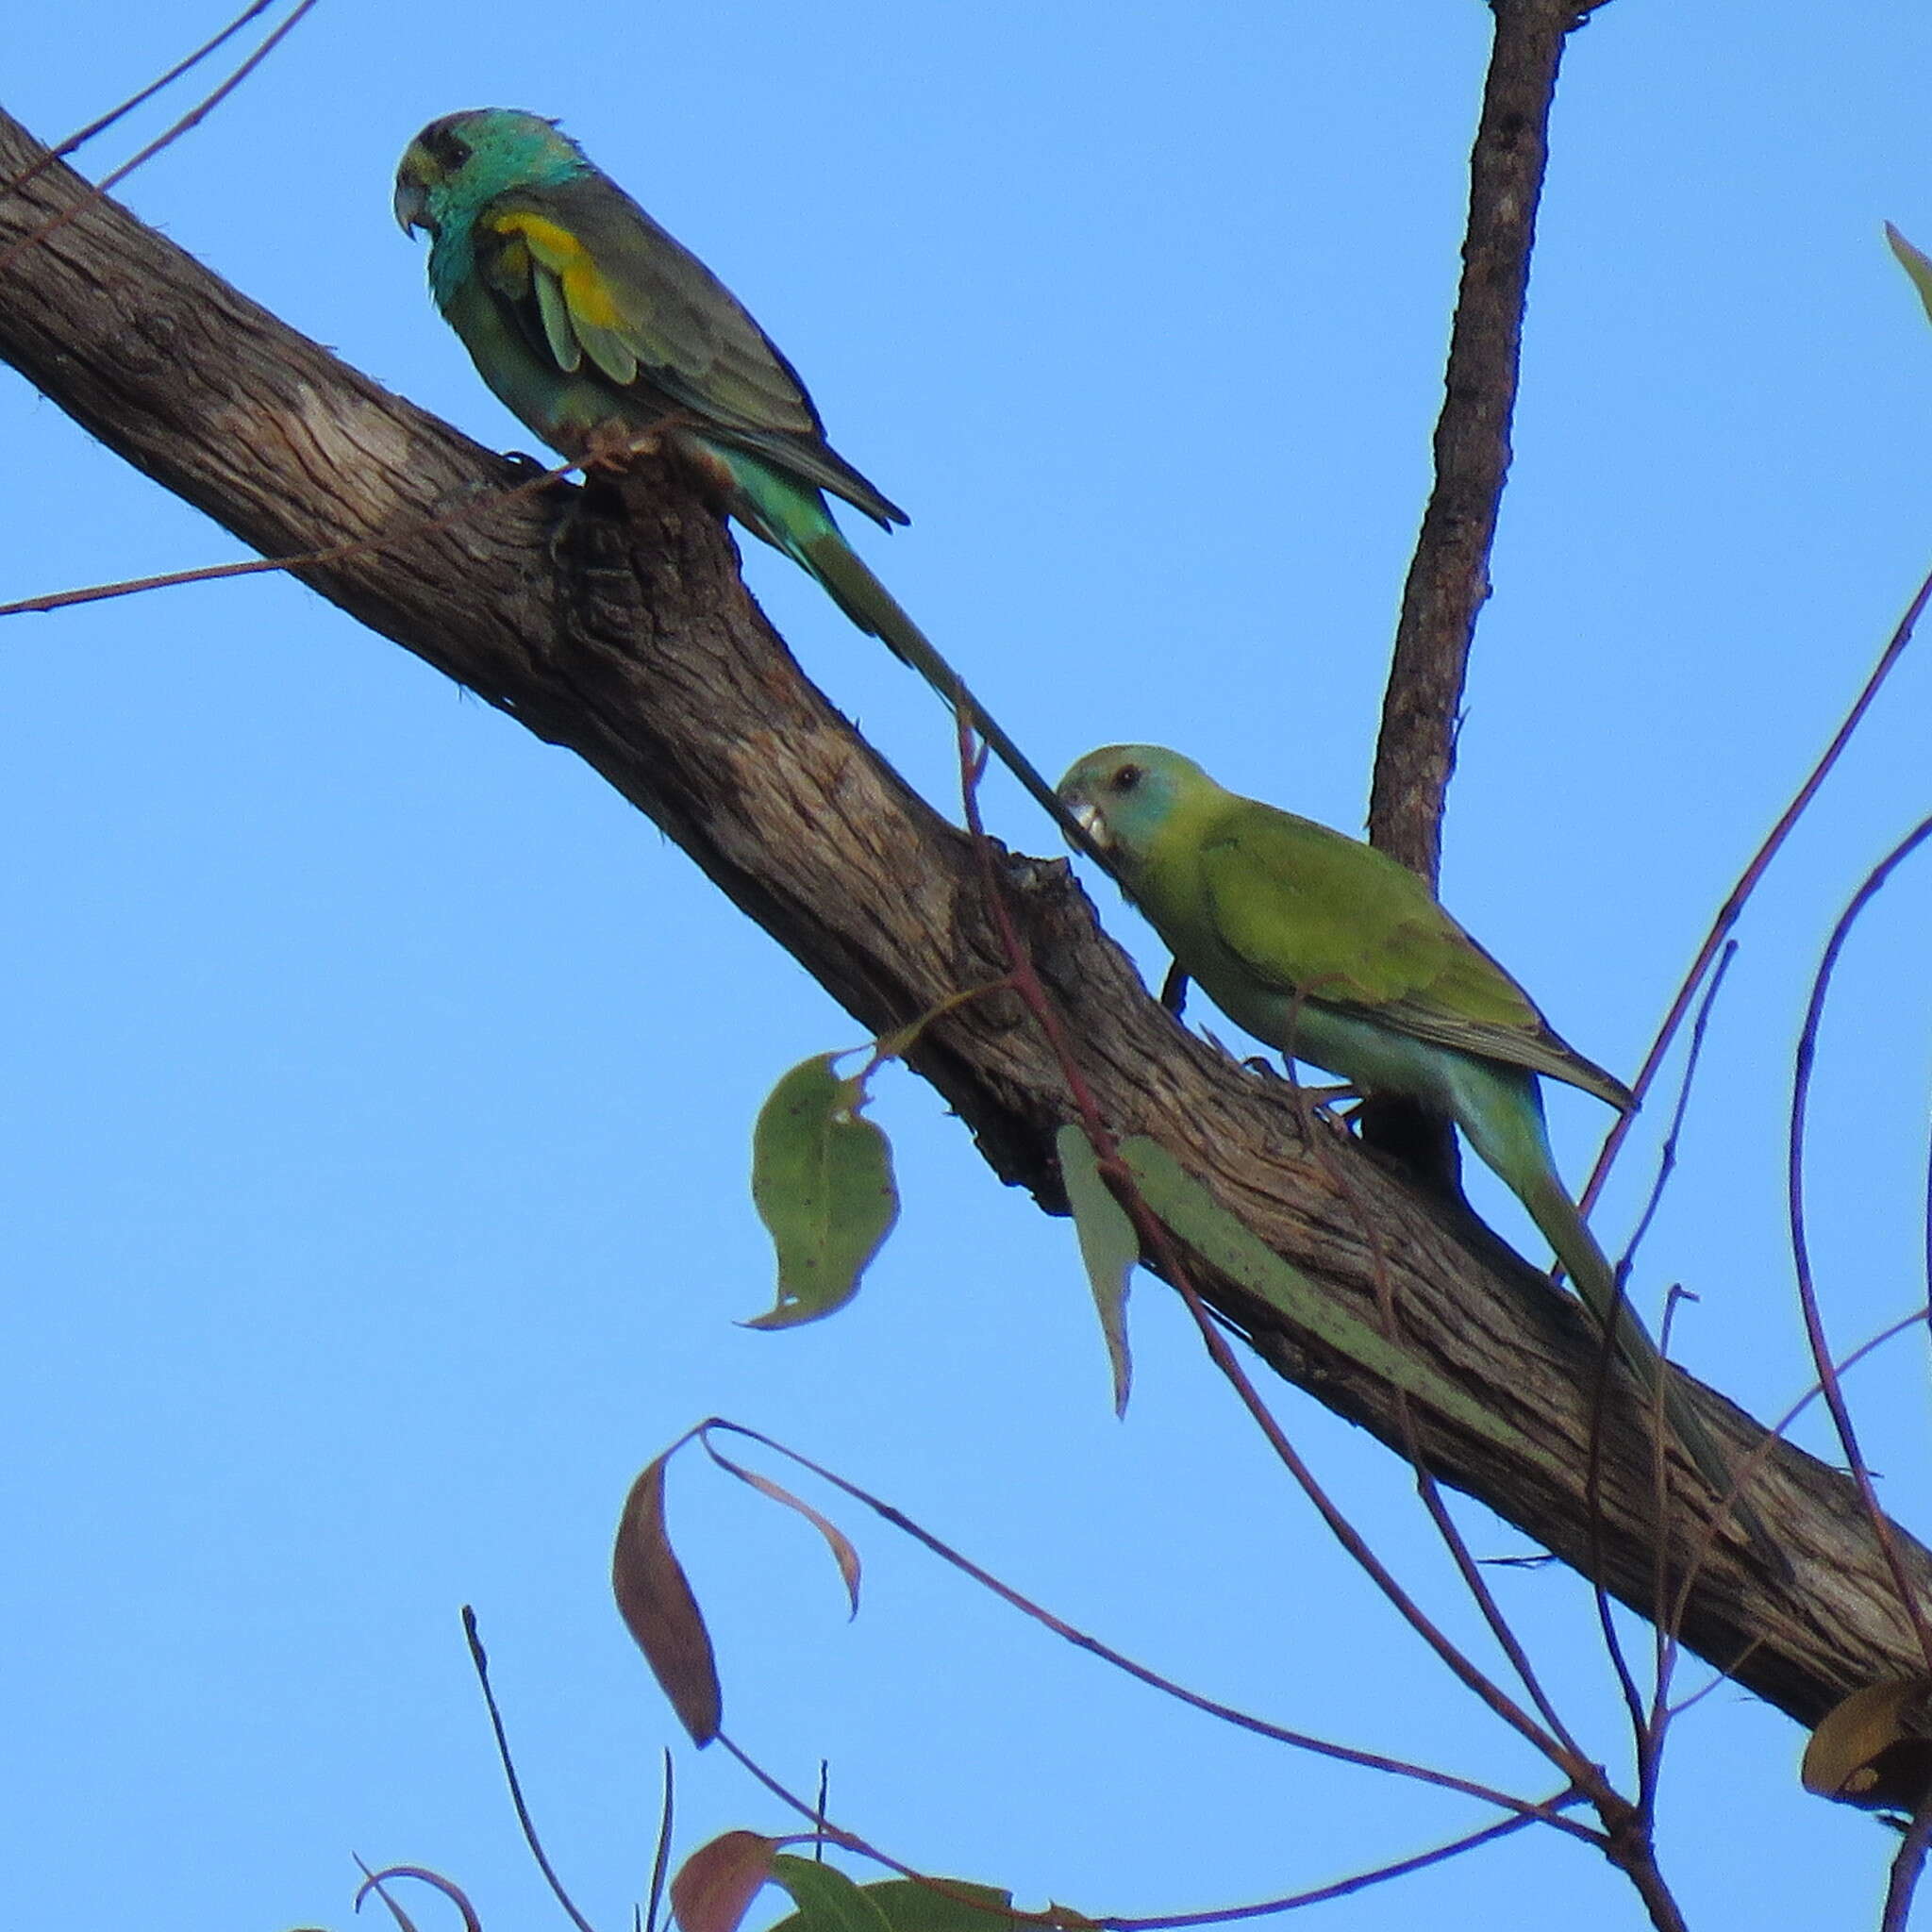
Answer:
[394,108,1066,827]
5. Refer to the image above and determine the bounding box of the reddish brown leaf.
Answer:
[671,1832,780,1932]
[703,1439,861,1618]
[612,1453,724,1745]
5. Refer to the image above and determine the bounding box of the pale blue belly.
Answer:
[1191,966,1552,1186]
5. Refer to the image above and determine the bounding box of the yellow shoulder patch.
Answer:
[486,210,627,331]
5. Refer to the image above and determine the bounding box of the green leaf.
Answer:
[748,1054,900,1328]
[768,1875,1020,1932]
[857,1882,1020,1932]
[1117,1137,1560,1471]
[1055,1124,1138,1415]
[1887,223,1932,325]
[767,1860,899,1932]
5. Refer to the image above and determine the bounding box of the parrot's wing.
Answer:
[1198,811,1631,1109]
[470,176,905,525]
[473,175,816,432]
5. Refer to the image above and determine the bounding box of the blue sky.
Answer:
[5,3,1932,1927]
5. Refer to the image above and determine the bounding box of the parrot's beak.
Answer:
[392,175,430,236]
[1067,798,1110,850]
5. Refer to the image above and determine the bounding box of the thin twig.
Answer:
[1662,1306,1932,1653]
[715,1733,1043,1916]
[1614,943,1740,1283]
[1924,1120,1932,1370]
[717,1730,1581,1929]
[1581,560,1932,1216]
[1603,1824,1692,1932]
[0,0,279,196]
[1284,1065,1588,1763]
[1788,816,1932,1670]
[643,1749,675,1932]
[694,1419,1574,1830]
[1637,1292,1688,1814]
[1172,1257,1604,1792]
[1884,1795,1932,1932]
[1078,1806,1560,1929]
[460,1606,600,1932]
[0,0,318,281]
[0,456,581,623]
[354,1861,485,1932]
[1583,947,1737,1809]
[1583,1307,1652,1740]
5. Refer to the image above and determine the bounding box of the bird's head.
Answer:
[1056,744,1208,865]
[393,108,588,238]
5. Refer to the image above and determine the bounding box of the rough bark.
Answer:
[1368,0,1607,884]
[1359,0,1609,1308]
[0,107,1923,1735]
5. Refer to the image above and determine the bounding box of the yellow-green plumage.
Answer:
[1058,744,1776,1561]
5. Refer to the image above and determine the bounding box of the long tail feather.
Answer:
[798,527,1086,840]
[710,445,1093,851]
[1450,1064,1783,1567]
[1518,1169,1786,1570]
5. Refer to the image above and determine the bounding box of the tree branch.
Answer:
[1357,0,1607,1325]
[1368,0,1607,883]
[0,104,1921,1733]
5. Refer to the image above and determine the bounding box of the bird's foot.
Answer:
[578,408,706,475]
[1298,1083,1363,1131]
[1240,1056,1356,1108]
[1297,1082,1360,1109]
[1225,1048,1357,1115]
[579,421,658,472]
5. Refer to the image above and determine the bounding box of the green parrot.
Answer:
[1058,743,1775,1557]
[393,108,1067,828]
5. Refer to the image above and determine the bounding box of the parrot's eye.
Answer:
[422,124,472,175]
[1111,763,1143,793]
